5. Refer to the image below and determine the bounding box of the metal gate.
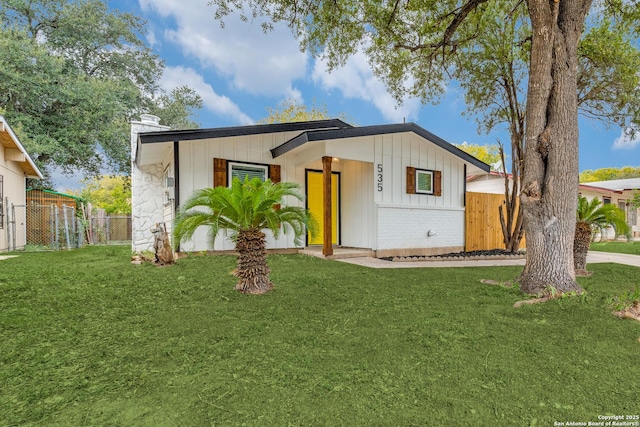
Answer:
[7,204,81,251]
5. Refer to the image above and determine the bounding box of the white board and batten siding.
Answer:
[177,133,304,252]
[295,158,375,250]
[373,132,466,255]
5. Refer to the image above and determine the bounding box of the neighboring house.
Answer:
[131,115,490,257]
[466,171,518,194]
[579,178,640,239]
[467,172,640,240]
[0,116,44,252]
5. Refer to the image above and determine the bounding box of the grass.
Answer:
[1,246,639,426]
[590,240,640,256]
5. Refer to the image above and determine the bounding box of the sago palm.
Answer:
[574,195,629,274]
[174,177,317,294]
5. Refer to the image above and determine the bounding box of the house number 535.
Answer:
[377,164,383,192]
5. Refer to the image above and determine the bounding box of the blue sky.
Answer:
[53,0,640,190]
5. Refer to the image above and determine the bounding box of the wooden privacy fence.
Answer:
[465,192,526,251]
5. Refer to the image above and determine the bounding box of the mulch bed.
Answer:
[383,249,526,262]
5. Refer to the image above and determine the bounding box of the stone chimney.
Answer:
[131,114,171,253]
[140,114,161,125]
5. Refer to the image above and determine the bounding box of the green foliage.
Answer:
[0,0,202,179]
[577,18,640,128]
[211,0,640,135]
[576,195,630,237]
[143,85,203,130]
[579,166,640,182]
[257,98,351,124]
[454,143,501,168]
[77,175,131,215]
[1,246,640,425]
[174,178,318,248]
[607,287,640,311]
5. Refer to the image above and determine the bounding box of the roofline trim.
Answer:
[271,123,490,172]
[138,119,353,144]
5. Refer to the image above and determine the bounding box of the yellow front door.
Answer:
[307,170,339,245]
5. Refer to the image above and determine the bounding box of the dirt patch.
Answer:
[575,269,593,277]
[613,301,640,323]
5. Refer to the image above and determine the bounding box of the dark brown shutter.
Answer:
[406,167,416,194]
[434,170,442,196]
[269,164,281,183]
[269,164,282,209]
[213,158,227,188]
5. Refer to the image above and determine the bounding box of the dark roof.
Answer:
[271,123,490,172]
[138,119,353,144]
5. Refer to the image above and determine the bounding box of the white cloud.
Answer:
[139,0,307,97]
[145,28,158,48]
[161,66,253,125]
[311,50,421,123]
[613,127,640,150]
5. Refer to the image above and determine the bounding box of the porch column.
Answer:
[322,156,333,256]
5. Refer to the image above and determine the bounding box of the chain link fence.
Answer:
[5,204,131,251]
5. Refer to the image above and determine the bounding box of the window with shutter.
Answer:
[214,159,280,189]
[407,167,441,196]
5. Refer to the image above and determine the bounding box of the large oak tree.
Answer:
[211,0,639,295]
[0,0,202,185]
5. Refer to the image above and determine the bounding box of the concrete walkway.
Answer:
[336,251,640,269]
[0,255,18,261]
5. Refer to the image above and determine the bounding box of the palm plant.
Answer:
[174,177,317,294]
[574,195,629,275]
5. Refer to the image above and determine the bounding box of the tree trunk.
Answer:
[234,228,274,294]
[573,221,592,275]
[499,127,525,253]
[153,223,175,265]
[519,0,592,295]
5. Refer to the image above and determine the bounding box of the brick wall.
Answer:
[376,204,464,256]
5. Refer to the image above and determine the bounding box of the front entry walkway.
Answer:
[334,251,640,269]
[299,246,375,260]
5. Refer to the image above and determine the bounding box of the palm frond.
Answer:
[576,195,630,236]
[173,177,316,249]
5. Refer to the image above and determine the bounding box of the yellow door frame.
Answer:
[305,168,340,247]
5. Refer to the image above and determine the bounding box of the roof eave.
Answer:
[271,123,491,172]
[0,116,44,179]
[138,119,353,144]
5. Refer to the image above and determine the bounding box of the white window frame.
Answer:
[228,162,268,185]
[415,168,434,195]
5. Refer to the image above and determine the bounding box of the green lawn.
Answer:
[591,240,640,256]
[1,246,639,426]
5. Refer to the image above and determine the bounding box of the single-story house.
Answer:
[579,178,640,238]
[1,116,44,252]
[131,115,490,257]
